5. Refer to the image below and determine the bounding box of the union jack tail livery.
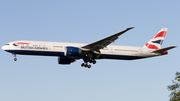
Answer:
[143,28,168,50]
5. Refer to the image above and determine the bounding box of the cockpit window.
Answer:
[5,44,9,45]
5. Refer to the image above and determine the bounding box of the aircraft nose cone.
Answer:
[2,46,5,50]
[2,45,6,51]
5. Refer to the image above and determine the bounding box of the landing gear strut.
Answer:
[89,59,96,64]
[81,58,96,69]
[12,53,17,61]
[81,52,99,68]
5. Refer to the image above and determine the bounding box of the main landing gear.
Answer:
[81,53,98,68]
[12,53,17,61]
[81,59,97,68]
[81,63,91,68]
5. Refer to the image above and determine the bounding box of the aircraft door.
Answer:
[139,49,142,56]
[109,47,113,53]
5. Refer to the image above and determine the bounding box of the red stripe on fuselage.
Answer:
[13,42,30,44]
[145,43,159,50]
[152,31,166,39]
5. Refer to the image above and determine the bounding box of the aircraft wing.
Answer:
[82,27,134,51]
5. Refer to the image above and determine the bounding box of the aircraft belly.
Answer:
[99,54,144,60]
[5,50,65,56]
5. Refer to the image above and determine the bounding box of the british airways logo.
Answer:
[13,42,48,50]
[21,46,48,50]
[13,42,30,46]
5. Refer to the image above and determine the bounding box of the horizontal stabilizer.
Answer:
[151,46,177,53]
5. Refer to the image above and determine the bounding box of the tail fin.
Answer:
[143,28,168,50]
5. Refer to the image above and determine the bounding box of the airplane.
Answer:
[2,27,176,68]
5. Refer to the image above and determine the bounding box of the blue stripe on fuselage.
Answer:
[5,50,144,60]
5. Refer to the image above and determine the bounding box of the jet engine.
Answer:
[66,46,82,56]
[58,57,75,64]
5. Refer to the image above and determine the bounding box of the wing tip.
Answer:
[127,27,135,30]
[169,46,177,48]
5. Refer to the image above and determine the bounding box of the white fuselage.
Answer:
[2,40,161,60]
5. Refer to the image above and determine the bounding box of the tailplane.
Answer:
[151,46,177,55]
[143,28,168,50]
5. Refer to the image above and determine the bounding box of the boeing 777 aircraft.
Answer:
[2,27,176,68]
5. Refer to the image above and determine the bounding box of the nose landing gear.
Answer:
[12,53,17,61]
[14,58,17,61]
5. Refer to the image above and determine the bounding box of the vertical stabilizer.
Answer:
[143,28,168,50]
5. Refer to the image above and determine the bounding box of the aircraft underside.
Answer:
[5,49,146,68]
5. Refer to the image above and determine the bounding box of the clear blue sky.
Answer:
[0,0,179,101]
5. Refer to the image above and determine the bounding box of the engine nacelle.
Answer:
[58,57,75,64]
[66,46,82,56]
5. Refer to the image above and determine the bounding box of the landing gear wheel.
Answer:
[88,65,91,68]
[12,53,17,61]
[81,63,85,67]
[92,61,96,64]
[82,57,97,68]
[14,58,17,61]
[84,64,88,67]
